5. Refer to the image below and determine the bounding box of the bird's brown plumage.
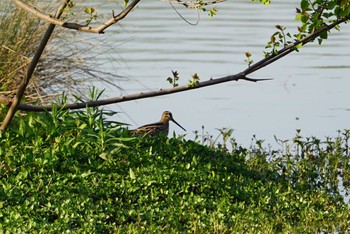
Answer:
[130,111,186,137]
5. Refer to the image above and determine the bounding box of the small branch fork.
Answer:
[12,0,141,34]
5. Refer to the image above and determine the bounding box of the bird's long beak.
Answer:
[171,118,186,131]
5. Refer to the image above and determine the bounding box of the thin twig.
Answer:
[162,0,225,9]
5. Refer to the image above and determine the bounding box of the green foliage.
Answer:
[263,0,350,57]
[1,101,350,232]
[295,0,350,44]
[84,7,97,25]
[1,0,350,230]
[186,0,220,18]
[167,70,180,87]
[123,0,130,8]
[194,126,235,151]
[265,25,293,57]
[188,73,200,88]
[60,1,76,20]
[252,0,270,6]
[200,7,218,18]
[167,71,200,88]
[244,51,254,67]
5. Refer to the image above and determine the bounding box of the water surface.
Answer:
[80,0,350,147]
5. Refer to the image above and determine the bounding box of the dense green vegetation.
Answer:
[1,0,350,230]
[1,94,349,232]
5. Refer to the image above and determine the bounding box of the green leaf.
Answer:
[208,8,218,18]
[81,170,93,178]
[259,0,270,6]
[124,0,129,7]
[295,13,302,21]
[84,7,95,15]
[301,13,309,23]
[327,1,337,10]
[320,30,328,39]
[79,123,87,129]
[129,168,136,180]
[300,0,309,11]
[99,152,108,160]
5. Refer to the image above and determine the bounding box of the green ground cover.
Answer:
[0,100,349,233]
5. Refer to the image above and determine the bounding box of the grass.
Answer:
[0,92,349,232]
[0,0,43,101]
[0,0,122,104]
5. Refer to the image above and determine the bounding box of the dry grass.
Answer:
[0,0,122,105]
[0,1,44,102]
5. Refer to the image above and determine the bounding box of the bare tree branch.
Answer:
[11,75,269,112]
[12,0,141,34]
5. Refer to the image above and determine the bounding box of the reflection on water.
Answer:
[81,0,350,147]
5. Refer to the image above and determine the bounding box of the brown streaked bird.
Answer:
[130,111,186,137]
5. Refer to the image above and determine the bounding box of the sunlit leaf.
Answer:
[99,152,108,160]
[129,168,136,180]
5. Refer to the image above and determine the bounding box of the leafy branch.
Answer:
[295,0,350,44]
[265,25,293,56]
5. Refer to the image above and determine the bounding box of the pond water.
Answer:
[77,0,350,147]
